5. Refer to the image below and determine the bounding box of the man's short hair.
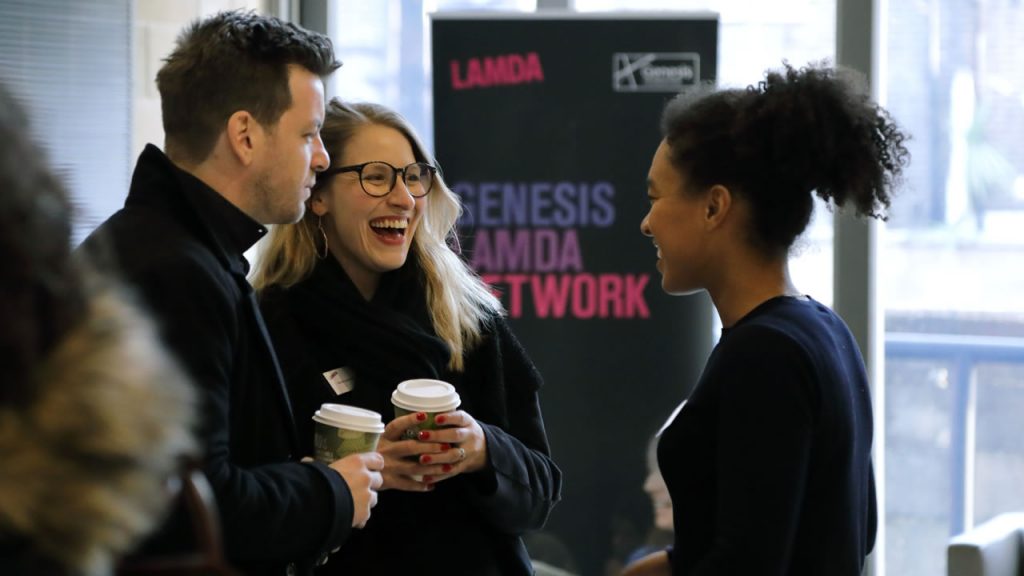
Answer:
[156,10,341,164]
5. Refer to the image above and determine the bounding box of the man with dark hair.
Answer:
[80,11,382,575]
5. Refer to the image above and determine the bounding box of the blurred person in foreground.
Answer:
[78,11,382,575]
[253,99,562,575]
[623,63,909,576]
[0,83,195,575]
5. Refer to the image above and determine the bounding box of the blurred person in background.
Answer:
[626,434,675,566]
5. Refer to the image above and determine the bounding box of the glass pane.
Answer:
[882,1,1024,574]
[883,358,953,576]
[974,362,1024,524]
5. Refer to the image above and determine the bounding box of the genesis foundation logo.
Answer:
[612,52,700,92]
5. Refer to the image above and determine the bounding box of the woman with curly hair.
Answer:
[623,63,909,576]
[252,99,561,575]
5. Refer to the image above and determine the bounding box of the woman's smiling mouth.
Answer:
[370,217,409,243]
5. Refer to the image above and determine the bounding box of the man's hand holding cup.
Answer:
[311,404,386,528]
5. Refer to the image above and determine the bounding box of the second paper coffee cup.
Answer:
[312,404,385,464]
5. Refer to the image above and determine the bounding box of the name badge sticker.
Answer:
[323,367,356,396]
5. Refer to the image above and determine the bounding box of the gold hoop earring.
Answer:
[315,216,329,260]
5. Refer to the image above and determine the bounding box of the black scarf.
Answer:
[282,255,452,416]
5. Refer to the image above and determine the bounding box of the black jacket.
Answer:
[260,257,562,575]
[79,145,354,575]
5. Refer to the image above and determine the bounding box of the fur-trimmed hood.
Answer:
[0,280,197,575]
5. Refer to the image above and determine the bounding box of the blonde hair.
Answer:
[251,100,502,371]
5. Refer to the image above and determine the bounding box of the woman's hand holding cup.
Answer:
[379,411,446,492]
[412,409,489,482]
[380,409,489,489]
[385,379,488,489]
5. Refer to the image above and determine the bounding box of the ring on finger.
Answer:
[457,447,466,461]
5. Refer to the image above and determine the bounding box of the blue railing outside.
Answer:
[885,332,1024,536]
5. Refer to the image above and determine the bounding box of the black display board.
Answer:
[432,13,718,574]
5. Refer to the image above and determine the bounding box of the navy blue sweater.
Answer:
[659,296,877,575]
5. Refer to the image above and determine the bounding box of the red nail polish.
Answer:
[421,455,432,464]
[415,412,427,422]
[418,430,431,441]
[435,415,447,424]
[440,443,451,451]
[442,464,452,473]
[423,475,433,483]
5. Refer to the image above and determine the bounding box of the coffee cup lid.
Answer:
[312,404,385,433]
[391,379,461,413]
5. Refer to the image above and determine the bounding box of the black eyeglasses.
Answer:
[320,161,437,198]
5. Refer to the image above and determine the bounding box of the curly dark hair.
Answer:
[661,62,910,256]
[0,83,85,408]
[156,10,342,164]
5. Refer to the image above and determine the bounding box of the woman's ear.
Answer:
[310,191,329,217]
[704,184,733,228]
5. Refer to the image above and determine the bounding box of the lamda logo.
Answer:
[612,52,700,92]
[450,52,545,90]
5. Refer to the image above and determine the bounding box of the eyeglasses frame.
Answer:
[318,160,437,198]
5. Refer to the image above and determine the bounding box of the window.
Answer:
[0,0,131,244]
[881,1,1024,574]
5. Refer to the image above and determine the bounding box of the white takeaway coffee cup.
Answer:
[391,379,461,425]
[312,404,385,464]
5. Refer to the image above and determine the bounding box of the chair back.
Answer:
[117,467,237,576]
[948,512,1024,576]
